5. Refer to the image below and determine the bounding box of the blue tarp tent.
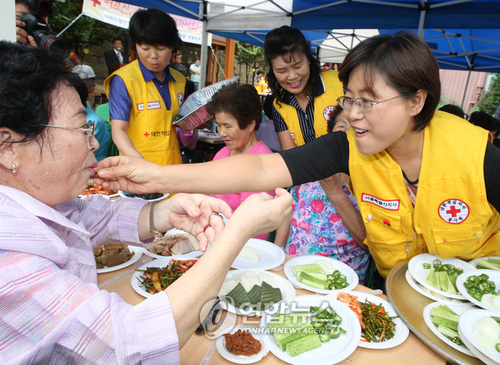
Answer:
[116,0,500,74]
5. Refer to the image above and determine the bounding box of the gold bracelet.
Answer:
[149,201,165,239]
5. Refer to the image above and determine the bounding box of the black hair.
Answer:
[129,8,182,52]
[264,26,321,104]
[327,107,343,134]
[73,76,88,105]
[263,94,275,120]
[439,104,466,119]
[469,111,500,134]
[0,41,80,144]
[206,84,262,131]
[339,31,440,132]
[112,38,123,44]
[256,70,264,76]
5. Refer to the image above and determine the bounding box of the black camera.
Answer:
[20,12,71,61]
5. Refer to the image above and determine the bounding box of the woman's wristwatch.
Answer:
[149,201,165,238]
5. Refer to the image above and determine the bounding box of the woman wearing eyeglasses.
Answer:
[96,31,500,281]
[0,41,292,363]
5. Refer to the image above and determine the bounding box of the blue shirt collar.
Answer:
[138,59,176,83]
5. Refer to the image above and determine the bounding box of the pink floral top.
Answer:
[284,181,370,283]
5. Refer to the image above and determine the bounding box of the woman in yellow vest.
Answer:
[253,70,267,93]
[104,8,185,166]
[264,26,343,149]
[95,32,500,283]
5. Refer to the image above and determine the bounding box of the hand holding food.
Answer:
[159,194,232,250]
[94,155,165,193]
[225,189,292,241]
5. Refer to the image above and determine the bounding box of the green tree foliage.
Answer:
[235,41,266,79]
[49,0,128,61]
[479,74,500,115]
[437,95,460,110]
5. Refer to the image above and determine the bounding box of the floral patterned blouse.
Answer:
[284,181,370,283]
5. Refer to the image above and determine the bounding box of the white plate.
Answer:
[338,291,409,349]
[423,302,476,357]
[96,245,144,274]
[468,256,500,269]
[219,269,296,316]
[408,254,475,300]
[216,325,269,364]
[231,239,285,271]
[284,255,358,294]
[456,269,500,314]
[458,309,500,365]
[142,228,203,259]
[131,257,199,297]
[405,270,473,306]
[118,191,169,201]
[260,295,361,365]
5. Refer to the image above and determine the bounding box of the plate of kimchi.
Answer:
[336,291,409,349]
[79,180,119,199]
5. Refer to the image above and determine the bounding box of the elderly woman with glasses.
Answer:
[0,41,292,363]
[96,31,500,284]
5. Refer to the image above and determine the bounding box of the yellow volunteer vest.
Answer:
[254,76,268,93]
[104,60,185,165]
[347,111,500,277]
[273,69,343,146]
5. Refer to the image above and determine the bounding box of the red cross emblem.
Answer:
[144,131,150,137]
[438,199,469,224]
[323,106,335,121]
[446,206,461,217]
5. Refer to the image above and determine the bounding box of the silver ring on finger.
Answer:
[210,212,222,220]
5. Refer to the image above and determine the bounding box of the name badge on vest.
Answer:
[137,103,145,111]
[148,101,161,110]
[290,133,295,140]
[361,193,400,210]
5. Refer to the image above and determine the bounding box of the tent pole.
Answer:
[417,6,426,37]
[461,70,472,111]
[57,13,84,37]
[200,1,208,89]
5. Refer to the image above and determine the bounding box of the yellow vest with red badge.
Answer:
[104,60,184,165]
[347,111,500,277]
[273,69,343,146]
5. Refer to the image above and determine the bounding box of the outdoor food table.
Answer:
[98,254,446,365]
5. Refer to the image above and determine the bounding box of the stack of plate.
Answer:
[458,309,500,365]
[422,302,476,357]
[456,269,500,314]
[405,254,475,306]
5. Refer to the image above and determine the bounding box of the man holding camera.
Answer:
[15,0,71,61]
[15,0,36,46]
